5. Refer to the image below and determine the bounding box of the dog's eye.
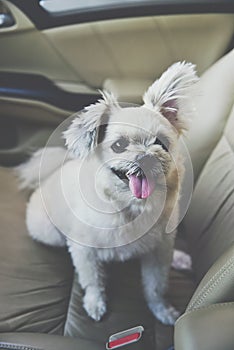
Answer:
[154,137,169,152]
[111,138,129,153]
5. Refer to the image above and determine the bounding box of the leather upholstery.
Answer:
[0,168,73,334]
[185,48,234,181]
[184,131,234,280]
[183,49,234,279]
[186,244,234,312]
[0,333,103,350]
[175,303,234,350]
[173,49,234,349]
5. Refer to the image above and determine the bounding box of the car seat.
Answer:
[0,49,233,350]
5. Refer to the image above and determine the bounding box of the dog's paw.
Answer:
[83,287,106,321]
[150,302,180,326]
[172,249,192,270]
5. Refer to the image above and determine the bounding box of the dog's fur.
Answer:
[17,62,197,325]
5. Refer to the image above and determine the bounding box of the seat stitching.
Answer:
[193,260,234,309]
[178,302,234,322]
[188,256,234,310]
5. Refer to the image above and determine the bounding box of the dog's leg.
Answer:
[68,242,107,321]
[141,244,179,325]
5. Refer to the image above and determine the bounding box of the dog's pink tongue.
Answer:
[129,175,155,199]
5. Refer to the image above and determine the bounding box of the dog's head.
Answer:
[64,62,197,200]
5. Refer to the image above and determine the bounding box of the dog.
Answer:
[17,62,197,325]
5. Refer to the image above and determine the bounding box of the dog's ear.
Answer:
[64,91,119,158]
[143,62,198,133]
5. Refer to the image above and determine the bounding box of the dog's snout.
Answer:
[136,155,157,171]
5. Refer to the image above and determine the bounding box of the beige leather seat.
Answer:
[174,48,234,349]
[0,49,234,350]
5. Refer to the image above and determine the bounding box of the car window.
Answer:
[40,0,162,14]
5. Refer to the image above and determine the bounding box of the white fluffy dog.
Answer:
[17,62,197,325]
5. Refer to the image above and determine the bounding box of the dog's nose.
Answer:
[136,155,158,172]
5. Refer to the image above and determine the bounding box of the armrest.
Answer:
[175,302,234,350]
[187,244,234,311]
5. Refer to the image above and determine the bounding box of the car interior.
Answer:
[0,0,234,349]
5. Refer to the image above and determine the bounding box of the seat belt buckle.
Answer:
[106,325,144,349]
